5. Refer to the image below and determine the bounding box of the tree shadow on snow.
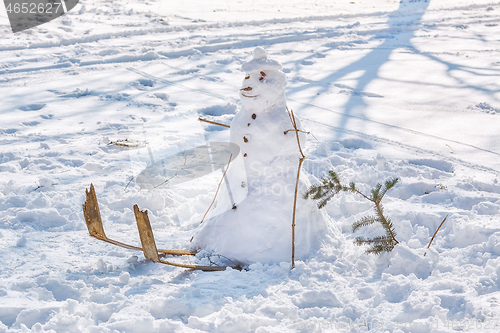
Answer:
[286,1,432,141]
[286,0,500,142]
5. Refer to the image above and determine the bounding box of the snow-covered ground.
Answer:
[1,0,500,331]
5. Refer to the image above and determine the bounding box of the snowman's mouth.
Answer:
[241,93,258,98]
[240,87,257,98]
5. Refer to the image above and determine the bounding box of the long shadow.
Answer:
[287,1,431,140]
[409,47,500,97]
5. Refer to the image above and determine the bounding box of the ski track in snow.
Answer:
[1,0,500,332]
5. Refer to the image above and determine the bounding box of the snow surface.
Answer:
[1,0,500,332]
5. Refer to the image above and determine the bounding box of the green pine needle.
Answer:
[352,216,377,232]
[305,171,399,254]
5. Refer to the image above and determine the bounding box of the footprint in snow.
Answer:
[340,138,373,150]
[334,83,384,98]
[0,129,18,134]
[408,159,454,173]
[469,102,499,115]
[215,59,232,65]
[292,76,315,83]
[48,89,92,98]
[173,68,199,75]
[339,90,384,98]
[300,59,315,66]
[153,93,169,101]
[131,79,155,90]
[99,93,130,101]
[198,103,236,117]
[19,103,46,111]
[22,121,40,127]
[151,94,176,108]
[97,49,121,56]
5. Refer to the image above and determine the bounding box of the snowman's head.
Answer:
[240,47,287,110]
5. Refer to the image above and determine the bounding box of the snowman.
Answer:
[191,47,338,265]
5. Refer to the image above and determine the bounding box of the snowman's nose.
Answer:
[240,87,253,91]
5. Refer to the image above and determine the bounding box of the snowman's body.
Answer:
[191,48,336,265]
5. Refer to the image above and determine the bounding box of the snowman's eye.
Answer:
[245,76,250,80]
[260,71,266,77]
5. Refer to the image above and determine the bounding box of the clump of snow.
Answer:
[118,271,130,284]
[384,244,438,279]
[16,235,27,247]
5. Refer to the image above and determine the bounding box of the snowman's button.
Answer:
[252,113,257,119]
[243,136,248,143]
[248,123,251,127]
[244,153,247,157]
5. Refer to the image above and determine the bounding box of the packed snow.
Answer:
[1,0,500,332]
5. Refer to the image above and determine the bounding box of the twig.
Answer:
[424,215,448,257]
[308,131,319,142]
[287,107,305,269]
[352,189,373,202]
[108,138,146,148]
[206,253,240,269]
[199,154,233,224]
[198,117,230,128]
[32,183,57,192]
[216,254,239,268]
[284,128,310,135]
[287,108,305,160]
[292,157,305,269]
[32,185,43,192]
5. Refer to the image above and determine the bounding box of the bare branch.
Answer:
[198,117,230,128]
[424,215,448,257]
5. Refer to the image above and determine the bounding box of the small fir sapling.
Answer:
[304,171,399,254]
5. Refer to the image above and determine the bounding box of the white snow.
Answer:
[1,0,500,332]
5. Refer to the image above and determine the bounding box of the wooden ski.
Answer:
[83,184,231,271]
[133,205,227,271]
